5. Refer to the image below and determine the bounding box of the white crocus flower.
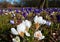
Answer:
[34,30,45,40]
[34,16,46,24]
[34,16,46,30]
[11,20,31,37]
[34,16,41,30]
[17,22,30,37]
[12,36,20,42]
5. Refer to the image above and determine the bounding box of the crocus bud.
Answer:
[46,21,51,26]
[10,20,14,24]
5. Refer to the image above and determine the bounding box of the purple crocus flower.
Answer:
[56,15,60,22]
[15,9,19,13]
[0,10,3,14]
[58,8,60,12]
[26,11,30,14]
[46,21,51,26]
[52,8,58,12]
[48,8,54,15]
[45,8,50,12]
[20,8,25,12]
[8,9,12,12]
[34,9,40,14]
[22,12,28,18]
[28,8,32,11]
[39,8,44,12]
[10,20,14,24]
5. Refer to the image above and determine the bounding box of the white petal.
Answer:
[12,36,20,42]
[11,28,18,35]
[38,19,46,24]
[38,16,46,24]
[11,11,14,13]
[41,36,45,39]
[37,30,41,32]
[25,20,31,28]
[12,38,16,42]
[22,20,25,24]
[42,20,46,24]
[25,31,30,36]
[51,12,55,15]
[38,17,43,24]
[38,16,43,20]
[15,36,20,42]
[38,36,45,40]
[17,23,26,33]
[34,16,39,23]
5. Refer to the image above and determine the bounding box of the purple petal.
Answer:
[58,8,60,12]
[34,9,40,14]
[22,12,27,17]
[56,15,60,22]
[46,21,51,26]
[15,9,19,13]
[52,8,58,12]
[8,9,12,12]
[10,20,14,24]
[0,10,3,14]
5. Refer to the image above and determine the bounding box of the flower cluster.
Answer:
[11,15,52,41]
[0,8,60,42]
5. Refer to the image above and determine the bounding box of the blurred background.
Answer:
[0,0,60,8]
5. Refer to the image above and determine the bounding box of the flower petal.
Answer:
[25,31,30,36]
[12,36,20,42]
[25,20,31,28]
[10,20,14,24]
[46,21,51,26]
[17,22,26,33]
[38,16,46,24]
[34,16,39,23]
[11,28,18,35]
[38,36,45,40]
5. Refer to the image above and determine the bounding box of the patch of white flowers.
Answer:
[11,15,52,41]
